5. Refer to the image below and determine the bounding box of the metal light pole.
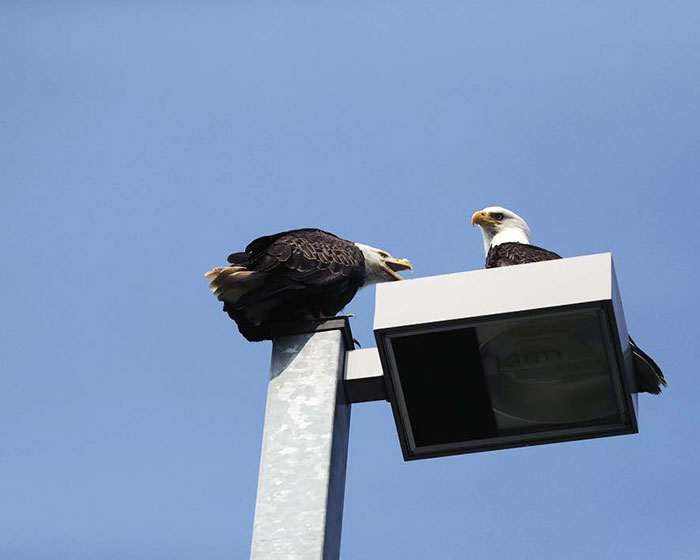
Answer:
[250,318,355,560]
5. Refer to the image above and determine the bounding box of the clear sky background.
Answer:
[2,2,699,559]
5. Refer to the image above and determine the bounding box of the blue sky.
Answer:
[2,2,699,558]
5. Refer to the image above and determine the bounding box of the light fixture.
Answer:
[373,253,638,460]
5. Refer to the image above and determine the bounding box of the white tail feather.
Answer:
[204,265,266,304]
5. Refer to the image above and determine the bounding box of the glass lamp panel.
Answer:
[387,307,623,451]
[476,309,621,434]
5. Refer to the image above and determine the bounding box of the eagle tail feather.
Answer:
[204,266,266,304]
[630,338,666,394]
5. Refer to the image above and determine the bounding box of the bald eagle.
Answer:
[471,206,666,395]
[205,228,412,341]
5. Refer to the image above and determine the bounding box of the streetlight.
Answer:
[251,252,642,558]
[374,253,638,460]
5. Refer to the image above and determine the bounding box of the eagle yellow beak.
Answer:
[471,210,497,227]
[384,258,413,281]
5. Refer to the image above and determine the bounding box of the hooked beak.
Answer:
[471,210,497,227]
[383,258,413,281]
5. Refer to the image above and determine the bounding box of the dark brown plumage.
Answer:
[486,242,562,268]
[206,228,413,342]
[209,229,365,341]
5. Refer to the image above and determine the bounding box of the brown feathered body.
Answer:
[206,229,366,341]
[486,242,562,268]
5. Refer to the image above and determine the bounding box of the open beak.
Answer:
[383,258,413,281]
[471,210,497,227]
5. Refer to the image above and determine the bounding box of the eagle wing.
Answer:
[485,242,562,268]
[230,228,365,287]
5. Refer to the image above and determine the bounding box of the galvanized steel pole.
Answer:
[250,319,353,560]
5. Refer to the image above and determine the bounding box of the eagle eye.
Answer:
[491,212,504,221]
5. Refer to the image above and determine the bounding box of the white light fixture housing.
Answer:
[373,253,638,461]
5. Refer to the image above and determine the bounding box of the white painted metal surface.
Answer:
[343,348,386,403]
[374,253,614,330]
[345,347,383,382]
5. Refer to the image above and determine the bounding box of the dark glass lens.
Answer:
[388,308,622,449]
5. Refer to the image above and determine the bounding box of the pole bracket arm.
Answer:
[344,347,387,403]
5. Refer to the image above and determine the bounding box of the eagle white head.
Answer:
[354,243,413,286]
[471,206,531,255]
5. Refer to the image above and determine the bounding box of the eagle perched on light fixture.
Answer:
[471,206,666,394]
[205,228,412,341]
